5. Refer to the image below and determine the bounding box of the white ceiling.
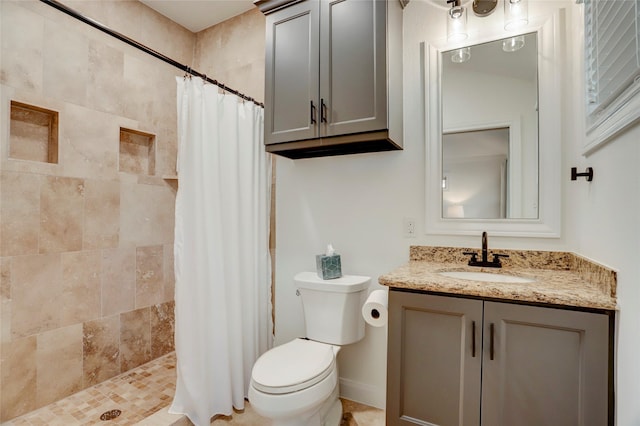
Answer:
[139,0,256,33]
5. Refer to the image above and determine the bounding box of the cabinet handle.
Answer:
[490,323,495,360]
[471,320,476,357]
[320,98,327,123]
[310,100,317,124]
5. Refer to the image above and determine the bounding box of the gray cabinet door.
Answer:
[264,1,319,145]
[481,302,609,426]
[319,0,388,137]
[387,291,482,426]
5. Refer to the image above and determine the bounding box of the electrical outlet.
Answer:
[403,217,416,238]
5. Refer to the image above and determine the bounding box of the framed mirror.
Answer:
[425,11,563,237]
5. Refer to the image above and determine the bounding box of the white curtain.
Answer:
[170,76,273,426]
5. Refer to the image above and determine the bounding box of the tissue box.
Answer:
[316,254,342,280]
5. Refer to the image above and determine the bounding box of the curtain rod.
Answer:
[39,0,264,108]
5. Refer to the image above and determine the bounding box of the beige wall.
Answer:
[194,8,266,104]
[0,0,194,421]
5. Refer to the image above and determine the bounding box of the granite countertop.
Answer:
[379,246,617,311]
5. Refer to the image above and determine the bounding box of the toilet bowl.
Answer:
[248,273,371,426]
[248,339,341,425]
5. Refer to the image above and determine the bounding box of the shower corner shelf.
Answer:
[162,174,178,180]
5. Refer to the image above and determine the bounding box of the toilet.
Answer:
[248,271,371,426]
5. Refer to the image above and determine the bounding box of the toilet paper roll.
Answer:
[362,289,388,327]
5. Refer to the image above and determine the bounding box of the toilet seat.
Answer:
[251,338,336,394]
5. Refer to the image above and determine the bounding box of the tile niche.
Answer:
[119,127,156,176]
[9,100,59,164]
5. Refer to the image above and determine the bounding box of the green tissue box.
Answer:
[316,254,342,280]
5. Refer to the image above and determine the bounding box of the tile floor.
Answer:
[2,352,384,426]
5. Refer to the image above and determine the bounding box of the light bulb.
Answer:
[502,35,525,52]
[504,0,528,31]
[447,5,468,41]
[451,47,471,63]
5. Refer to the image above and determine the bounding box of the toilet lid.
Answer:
[251,339,336,394]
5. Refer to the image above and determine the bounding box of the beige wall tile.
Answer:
[121,55,174,127]
[36,324,83,407]
[61,104,119,180]
[83,314,120,387]
[101,247,135,316]
[163,243,175,302]
[1,298,11,345]
[151,301,175,358]
[1,256,11,302]
[84,179,120,250]
[0,2,44,92]
[0,171,41,256]
[120,182,175,246]
[42,20,88,105]
[1,258,12,343]
[100,0,195,66]
[155,127,178,177]
[120,307,151,371]
[0,336,37,421]
[11,253,62,338]
[87,40,125,116]
[39,176,85,253]
[136,245,164,308]
[194,8,265,103]
[61,251,101,326]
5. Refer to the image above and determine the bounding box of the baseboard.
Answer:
[339,377,386,410]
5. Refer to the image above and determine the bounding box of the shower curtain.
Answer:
[170,76,273,426]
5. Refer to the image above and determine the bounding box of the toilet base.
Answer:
[323,395,343,426]
[262,385,342,426]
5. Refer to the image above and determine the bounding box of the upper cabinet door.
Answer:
[264,1,320,145]
[319,0,387,137]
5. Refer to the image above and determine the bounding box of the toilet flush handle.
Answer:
[296,289,301,296]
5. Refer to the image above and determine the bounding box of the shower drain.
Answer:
[100,409,122,421]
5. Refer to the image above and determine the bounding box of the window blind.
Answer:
[585,0,640,126]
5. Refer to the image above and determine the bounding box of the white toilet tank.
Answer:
[294,272,371,345]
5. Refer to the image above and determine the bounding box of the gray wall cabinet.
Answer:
[257,0,403,159]
[387,290,612,426]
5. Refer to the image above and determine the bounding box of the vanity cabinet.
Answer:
[386,290,611,426]
[257,0,403,159]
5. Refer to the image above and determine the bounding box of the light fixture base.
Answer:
[472,0,497,16]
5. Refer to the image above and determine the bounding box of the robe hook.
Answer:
[571,167,594,181]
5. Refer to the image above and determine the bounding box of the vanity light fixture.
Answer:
[503,35,525,52]
[447,0,468,41]
[504,0,529,30]
[451,47,471,63]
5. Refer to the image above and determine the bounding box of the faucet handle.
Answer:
[492,253,509,265]
[463,251,478,264]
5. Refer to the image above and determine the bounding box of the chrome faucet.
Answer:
[463,231,509,268]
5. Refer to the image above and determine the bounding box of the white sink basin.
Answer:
[438,271,535,283]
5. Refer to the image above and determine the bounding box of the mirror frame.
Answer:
[424,10,564,238]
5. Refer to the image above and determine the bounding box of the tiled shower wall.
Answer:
[0,0,195,421]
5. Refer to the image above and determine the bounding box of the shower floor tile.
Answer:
[2,352,177,425]
[2,351,384,425]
